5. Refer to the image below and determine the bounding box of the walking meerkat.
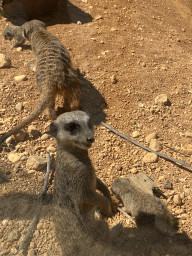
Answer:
[1,20,81,145]
[111,178,178,235]
[50,111,121,256]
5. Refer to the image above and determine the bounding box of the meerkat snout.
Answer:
[50,111,94,150]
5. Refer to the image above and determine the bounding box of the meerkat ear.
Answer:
[50,122,58,137]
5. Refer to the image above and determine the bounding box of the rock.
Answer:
[15,102,23,111]
[181,144,192,155]
[6,136,14,145]
[149,139,162,151]
[0,53,11,68]
[181,213,190,219]
[38,176,44,183]
[26,155,47,171]
[142,153,158,163]
[145,132,158,143]
[155,94,170,106]
[183,188,191,195]
[16,47,22,51]
[27,248,35,256]
[30,242,36,248]
[173,194,182,206]
[8,230,20,241]
[158,175,165,182]
[130,168,138,174]
[14,75,27,82]
[2,218,9,226]
[111,27,117,31]
[8,153,20,163]
[13,131,26,142]
[28,125,40,137]
[37,222,43,230]
[116,165,122,171]
[132,131,140,138]
[11,248,17,255]
[163,180,173,190]
[175,208,185,215]
[47,146,56,152]
[95,15,103,20]
[110,74,118,84]
[41,134,50,140]
[28,170,36,174]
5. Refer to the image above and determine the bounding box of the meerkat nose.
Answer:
[87,137,94,143]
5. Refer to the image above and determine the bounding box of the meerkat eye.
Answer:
[65,122,81,133]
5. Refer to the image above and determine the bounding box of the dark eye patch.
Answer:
[64,122,81,135]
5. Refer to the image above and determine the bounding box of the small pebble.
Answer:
[8,153,21,163]
[175,208,185,215]
[38,176,44,183]
[37,223,43,230]
[15,103,23,111]
[173,194,182,206]
[163,180,173,190]
[142,153,158,163]
[110,74,118,84]
[0,53,11,68]
[41,134,50,140]
[28,125,40,137]
[145,132,158,143]
[132,131,140,138]
[13,131,26,142]
[155,94,170,106]
[149,139,162,151]
[14,75,27,82]
[130,168,138,174]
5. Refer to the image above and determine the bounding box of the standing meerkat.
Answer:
[1,20,81,145]
[50,111,121,256]
[111,178,178,235]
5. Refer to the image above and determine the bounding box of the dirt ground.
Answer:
[0,0,192,255]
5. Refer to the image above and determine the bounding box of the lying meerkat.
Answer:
[50,111,120,256]
[1,20,81,145]
[111,178,178,235]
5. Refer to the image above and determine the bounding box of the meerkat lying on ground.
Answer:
[1,20,81,145]
[50,111,121,256]
[111,178,178,235]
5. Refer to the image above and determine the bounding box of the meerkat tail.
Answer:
[0,90,54,145]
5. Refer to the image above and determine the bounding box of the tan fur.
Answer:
[112,178,178,235]
[1,20,81,145]
[50,111,120,256]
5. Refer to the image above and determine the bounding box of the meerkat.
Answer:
[111,178,178,235]
[3,25,26,48]
[1,20,81,145]
[50,111,121,256]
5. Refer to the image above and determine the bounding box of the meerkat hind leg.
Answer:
[44,94,57,120]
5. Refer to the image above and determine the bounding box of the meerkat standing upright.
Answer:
[1,20,81,145]
[50,111,121,256]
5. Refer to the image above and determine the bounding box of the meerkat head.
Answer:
[22,20,46,38]
[50,111,95,150]
[3,26,14,40]
[111,178,130,199]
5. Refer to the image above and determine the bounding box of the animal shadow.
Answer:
[43,0,93,26]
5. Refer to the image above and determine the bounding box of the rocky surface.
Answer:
[0,0,192,255]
